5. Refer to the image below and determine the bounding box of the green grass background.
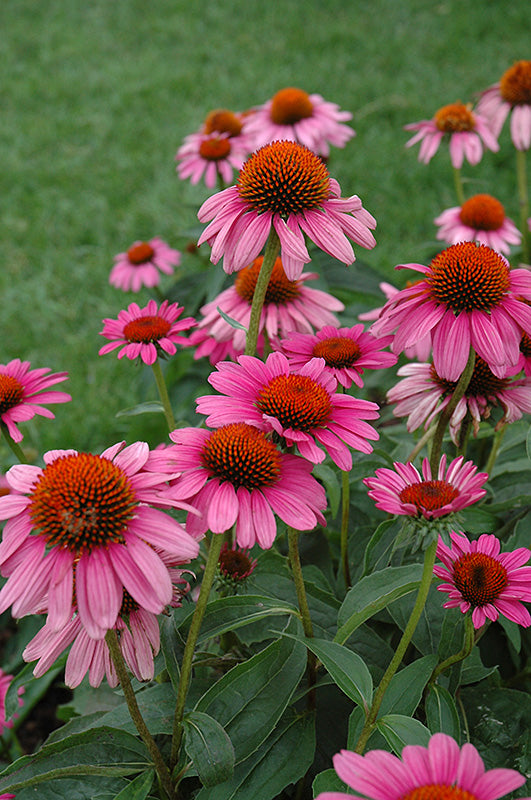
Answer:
[1,0,529,457]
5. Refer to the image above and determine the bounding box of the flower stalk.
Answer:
[244,229,280,356]
[354,539,438,754]
[151,360,177,432]
[287,526,317,707]
[170,531,224,769]
[340,469,352,588]
[105,629,176,800]
[452,166,466,206]
[0,423,28,464]
[429,612,475,685]
[516,148,530,264]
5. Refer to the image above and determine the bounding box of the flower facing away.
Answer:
[404,101,499,168]
[109,238,181,293]
[23,566,191,688]
[189,256,344,364]
[99,299,196,365]
[359,281,432,361]
[217,542,257,591]
[0,442,200,639]
[197,139,376,280]
[242,87,355,157]
[434,531,531,628]
[314,732,529,800]
[0,668,24,736]
[363,455,488,520]
[370,242,531,381]
[279,324,397,388]
[478,60,531,150]
[175,131,249,189]
[387,357,531,444]
[196,352,380,471]
[0,359,71,443]
[162,422,327,548]
[434,194,521,256]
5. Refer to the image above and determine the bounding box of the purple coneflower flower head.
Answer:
[435,194,521,256]
[109,238,180,293]
[477,60,531,150]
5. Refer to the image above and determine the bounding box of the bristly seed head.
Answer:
[459,194,505,231]
[434,102,476,133]
[201,423,281,489]
[235,256,301,305]
[127,242,155,265]
[270,87,314,125]
[499,60,531,106]
[427,242,510,312]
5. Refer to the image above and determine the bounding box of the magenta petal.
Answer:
[109,536,172,612]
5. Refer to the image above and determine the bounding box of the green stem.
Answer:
[105,630,176,800]
[170,531,224,769]
[151,360,177,432]
[406,423,437,463]
[453,166,466,206]
[0,423,28,463]
[516,148,530,265]
[456,410,473,458]
[429,612,475,685]
[340,469,352,588]
[354,539,437,754]
[484,424,506,475]
[244,229,280,356]
[287,526,316,708]
[429,347,476,475]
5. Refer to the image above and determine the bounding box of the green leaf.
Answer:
[216,306,248,330]
[160,614,184,691]
[5,657,66,721]
[362,518,402,575]
[425,684,460,739]
[498,615,522,654]
[379,655,438,718]
[112,770,154,799]
[178,594,299,644]
[313,463,341,517]
[0,727,150,794]
[195,711,314,800]
[287,636,373,710]
[388,584,446,656]
[183,711,234,787]
[312,768,350,796]
[195,618,306,763]
[376,714,431,753]
[335,564,425,645]
[116,401,164,417]
[526,425,531,460]
[460,647,498,685]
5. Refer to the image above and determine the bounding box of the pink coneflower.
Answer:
[0,359,71,444]
[197,140,376,280]
[315,732,528,800]
[189,256,344,364]
[370,242,531,381]
[435,194,521,255]
[387,357,531,443]
[242,87,355,157]
[405,101,499,168]
[279,324,396,388]
[478,60,531,150]
[164,422,327,548]
[0,442,200,639]
[24,567,190,688]
[520,331,531,375]
[434,531,531,628]
[363,455,488,520]
[0,668,24,736]
[109,238,180,293]
[99,299,196,365]
[359,282,432,361]
[196,352,380,471]
[176,132,249,189]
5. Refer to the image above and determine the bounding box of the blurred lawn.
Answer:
[1,0,529,456]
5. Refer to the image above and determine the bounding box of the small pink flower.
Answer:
[435,193,521,255]
[371,242,531,381]
[315,732,528,800]
[242,87,355,157]
[197,140,376,280]
[477,60,531,151]
[99,299,196,365]
[189,256,344,364]
[364,455,488,520]
[434,531,531,628]
[387,358,531,444]
[0,359,71,444]
[176,131,249,188]
[0,442,200,640]
[279,324,396,388]
[109,238,180,293]
[163,422,327,548]
[197,352,380,471]
[405,101,499,168]
[0,668,24,736]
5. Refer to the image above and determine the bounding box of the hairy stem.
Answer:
[340,468,352,588]
[151,360,177,432]
[452,166,466,206]
[429,612,475,685]
[244,229,280,356]
[429,347,475,475]
[105,630,176,799]
[287,526,317,708]
[0,423,28,464]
